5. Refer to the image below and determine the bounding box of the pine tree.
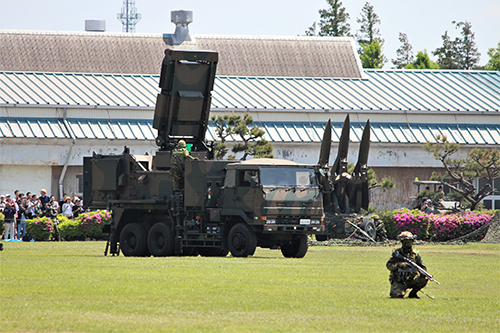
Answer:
[433,21,480,70]
[305,0,350,37]
[356,2,384,52]
[391,32,414,69]
[433,31,458,69]
[231,115,273,160]
[211,114,273,161]
[454,21,480,70]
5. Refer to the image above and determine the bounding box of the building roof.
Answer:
[0,30,362,78]
[1,117,498,145]
[0,70,498,113]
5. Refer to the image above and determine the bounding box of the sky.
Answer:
[0,0,499,67]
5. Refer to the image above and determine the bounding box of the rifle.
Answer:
[394,251,440,285]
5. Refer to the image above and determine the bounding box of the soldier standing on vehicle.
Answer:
[170,140,198,191]
[386,231,428,298]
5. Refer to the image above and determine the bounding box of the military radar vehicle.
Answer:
[84,49,327,258]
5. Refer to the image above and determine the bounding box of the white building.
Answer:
[0,30,499,209]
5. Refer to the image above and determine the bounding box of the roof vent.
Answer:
[163,10,193,45]
[85,19,106,32]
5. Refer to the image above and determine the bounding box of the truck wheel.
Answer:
[360,220,376,239]
[147,223,174,257]
[120,223,148,257]
[228,223,257,257]
[281,234,308,258]
[316,234,328,242]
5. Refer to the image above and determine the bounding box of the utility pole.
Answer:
[117,0,141,33]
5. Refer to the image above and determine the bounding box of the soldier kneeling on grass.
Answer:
[386,231,428,299]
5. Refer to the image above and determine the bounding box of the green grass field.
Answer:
[1,241,499,332]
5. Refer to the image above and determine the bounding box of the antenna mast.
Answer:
[117,0,141,33]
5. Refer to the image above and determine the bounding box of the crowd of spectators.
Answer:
[0,189,84,240]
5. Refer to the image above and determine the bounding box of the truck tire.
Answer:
[281,234,308,258]
[120,223,148,257]
[147,222,174,257]
[228,223,257,257]
[360,220,376,239]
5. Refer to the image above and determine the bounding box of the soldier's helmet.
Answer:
[371,214,379,220]
[398,231,414,241]
[178,140,186,148]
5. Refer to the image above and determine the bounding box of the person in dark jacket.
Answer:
[2,202,16,240]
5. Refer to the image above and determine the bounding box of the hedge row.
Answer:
[0,210,112,241]
[379,208,496,241]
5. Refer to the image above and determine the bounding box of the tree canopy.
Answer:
[392,32,414,69]
[356,2,384,51]
[211,114,273,161]
[485,42,500,71]
[424,135,500,211]
[360,39,385,69]
[405,50,440,69]
[433,21,480,70]
[306,0,351,37]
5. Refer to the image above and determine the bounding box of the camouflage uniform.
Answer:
[386,231,428,298]
[170,140,197,191]
[372,215,388,241]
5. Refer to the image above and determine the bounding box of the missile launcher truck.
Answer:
[83,49,374,258]
[84,49,327,258]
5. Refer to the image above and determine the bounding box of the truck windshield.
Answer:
[260,167,316,187]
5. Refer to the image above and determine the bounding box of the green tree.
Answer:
[405,50,440,69]
[433,31,458,69]
[211,115,239,160]
[360,39,384,68]
[424,135,500,210]
[392,32,414,69]
[212,114,273,161]
[433,21,480,70]
[231,115,273,160]
[454,21,480,70]
[356,2,384,52]
[484,42,500,71]
[306,0,351,37]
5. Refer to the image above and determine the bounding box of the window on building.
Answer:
[76,174,84,194]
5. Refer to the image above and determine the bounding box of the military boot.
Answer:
[408,289,421,299]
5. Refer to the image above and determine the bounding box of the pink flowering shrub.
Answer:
[26,216,54,241]
[78,210,111,239]
[392,208,432,240]
[431,211,494,241]
[381,208,495,241]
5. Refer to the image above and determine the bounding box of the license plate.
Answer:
[300,219,311,225]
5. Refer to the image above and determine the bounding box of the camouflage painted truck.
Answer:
[84,49,327,258]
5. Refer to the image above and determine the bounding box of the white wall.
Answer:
[0,164,52,196]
